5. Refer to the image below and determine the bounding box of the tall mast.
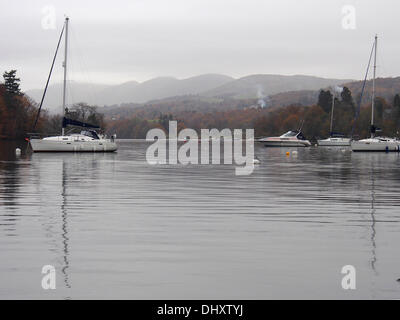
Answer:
[371,34,377,137]
[330,90,335,136]
[62,17,69,136]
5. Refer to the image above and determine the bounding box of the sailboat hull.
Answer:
[351,138,400,152]
[317,138,351,146]
[30,138,118,152]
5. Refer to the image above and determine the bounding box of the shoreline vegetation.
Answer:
[2,70,400,141]
[0,70,105,140]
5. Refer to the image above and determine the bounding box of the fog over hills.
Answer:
[25,73,353,112]
[264,76,400,109]
[26,74,234,111]
[203,74,353,99]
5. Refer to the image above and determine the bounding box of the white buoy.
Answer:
[15,148,21,156]
[292,150,298,155]
[253,158,261,165]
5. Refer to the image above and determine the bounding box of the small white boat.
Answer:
[253,156,261,164]
[29,17,117,153]
[351,35,400,152]
[258,130,311,147]
[318,136,351,146]
[317,89,351,146]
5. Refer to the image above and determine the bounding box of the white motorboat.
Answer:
[351,35,400,152]
[29,17,117,153]
[258,130,311,147]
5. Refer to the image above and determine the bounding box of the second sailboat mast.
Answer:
[62,17,69,136]
[330,91,335,135]
[371,35,377,137]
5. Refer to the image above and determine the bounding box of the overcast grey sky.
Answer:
[1,0,399,91]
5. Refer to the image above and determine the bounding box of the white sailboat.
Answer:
[318,135,351,146]
[351,35,400,152]
[317,89,351,146]
[29,17,117,152]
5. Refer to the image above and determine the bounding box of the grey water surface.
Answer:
[1,140,400,299]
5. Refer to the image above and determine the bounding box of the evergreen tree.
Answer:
[393,94,400,125]
[3,70,22,97]
[341,87,353,104]
[394,94,400,109]
[317,90,332,113]
[340,86,355,114]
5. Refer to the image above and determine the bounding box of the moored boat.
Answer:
[258,130,311,147]
[317,88,351,146]
[30,130,117,152]
[351,35,400,152]
[29,17,117,153]
[318,135,351,146]
[351,136,400,152]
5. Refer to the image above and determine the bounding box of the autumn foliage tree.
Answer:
[104,87,400,141]
[0,70,41,139]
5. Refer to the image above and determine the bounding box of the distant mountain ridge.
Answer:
[261,76,400,109]
[25,73,353,112]
[342,77,400,104]
[203,74,353,99]
[25,74,234,111]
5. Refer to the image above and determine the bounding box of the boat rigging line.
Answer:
[32,24,65,132]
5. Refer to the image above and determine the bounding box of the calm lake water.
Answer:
[1,139,400,299]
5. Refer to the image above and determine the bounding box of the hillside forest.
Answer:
[104,83,400,140]
[2,70,400,141]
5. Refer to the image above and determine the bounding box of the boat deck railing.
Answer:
[27,132,61,139]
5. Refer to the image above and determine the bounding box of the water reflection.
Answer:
[370,166,378,278]
[1,141,400,299]
[0,142,22,236]
[61,160,71,290]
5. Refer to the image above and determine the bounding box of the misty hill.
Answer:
[26,73,351,111]
[267,90,319,108]
[99,80,140,105]
[101,76,400,122]
[264,77,400,109]
[203,74,353,99]
[26,73,400,118]
[109,74,234,104]
[26,74,234,111]
[26,81,112,112]
[343,77,400,104]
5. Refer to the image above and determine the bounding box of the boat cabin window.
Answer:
[297,132,306,140]
[331,133,345,138]
[281,131,298,137]
[81,130,100,140]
